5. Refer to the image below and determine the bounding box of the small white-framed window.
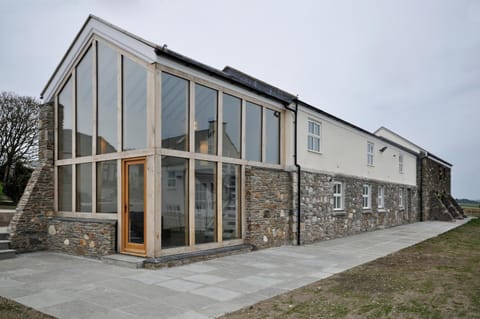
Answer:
[367,142,374,166]
[399,187,404,208]
[399,153,404,174]
[333,182,343,210]
[307,120,321,153]
[378,185,385,209]
[362,184,371,209]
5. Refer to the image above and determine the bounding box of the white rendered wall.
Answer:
[374,127,422,153]
[297,106,417,186]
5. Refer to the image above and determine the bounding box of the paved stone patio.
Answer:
[0,219,470,319]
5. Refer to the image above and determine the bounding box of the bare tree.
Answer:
[0,91,40,183]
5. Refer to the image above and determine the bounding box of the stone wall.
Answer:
[299,170,418,244]
[244,167,293,249]
[48,217,116,257]
[10,103,55,252]
[420,157,452,220]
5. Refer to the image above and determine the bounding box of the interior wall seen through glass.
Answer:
[96,160,117,213]
[222,93,241,159]
[58,165,72,211]
[58,77,73,160]
[97,42,118,154]
[161,156,188,248]
[195,84,217,155]
[122,57,147,151]
[162,72,189,151]
[76,47,93,157]
[195,160,216,244]
[76,163,92,212]
[266,108,280,164]
[222,163,240,240]
[245,102,262,162]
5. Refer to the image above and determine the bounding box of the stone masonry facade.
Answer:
[9,103,117,257]
[48,217,116,257]
[420,157,464,221]
[299,170,418,244]
[244,167,294,249]
[10,103,55,252]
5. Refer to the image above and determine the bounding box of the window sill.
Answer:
[377,209,386,213]
[362,210,373,214]
[307,149,322,155]
[332,211,346,217]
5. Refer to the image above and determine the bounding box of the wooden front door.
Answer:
[122,158,146,256]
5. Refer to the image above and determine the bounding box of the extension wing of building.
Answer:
[9,15,465,260]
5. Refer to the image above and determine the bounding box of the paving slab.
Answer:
[0,218,471,319]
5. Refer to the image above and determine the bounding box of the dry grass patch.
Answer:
[0,297,55,319]
[221,219,480,319]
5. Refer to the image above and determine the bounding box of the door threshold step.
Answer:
[144,243,254,269]
[0,249,16,260]
[102,254,146,269]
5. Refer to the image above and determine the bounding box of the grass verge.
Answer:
[0,297,55,319]
[221,219,480,319]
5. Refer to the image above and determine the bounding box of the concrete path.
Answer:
[0,219,470,319]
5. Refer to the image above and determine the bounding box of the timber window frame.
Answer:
[367,142,374,166]
[378,185,385,210]
[333,182,344,211]
[399,187,404,208]
[362,184,371,209]
[307,119,321,153]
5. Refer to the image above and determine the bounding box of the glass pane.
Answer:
[97,42,118,154]
[245,102,262,161]
[195,84,217,154]
[58,77,73,159]
[162,156,188,248]
[123,57,147,151]
[195,160,216,244]
[222,93,241,158]
[76,47,93,157]
[96,160,117,213]
[266,109,280,164]
[58,165,72,211]
[76,163,92,212]
[128,163,144,244]
[162,72,189,151]
[222,164,240,240]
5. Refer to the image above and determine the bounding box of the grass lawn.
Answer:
[0,297,55,319]
[221,219,480,319]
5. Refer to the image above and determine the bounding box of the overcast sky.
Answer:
[1,0,479,199]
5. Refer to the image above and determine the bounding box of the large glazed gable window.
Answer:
[76,163,92,212]
[76,47,93,157]
[195,84,217,155]
[97,43,118,154]
[245,102,262,161]
[162,72,189,151]
[307,119,321,153]
[195,160,217,244]
[222,93,241,159]
[222,163,240,240]
[266,109,280,164]
[122,57,147,151]
[162,156,188,248]
[58,77,73,160]
[96,160,117,213]
[58,165,72,211]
